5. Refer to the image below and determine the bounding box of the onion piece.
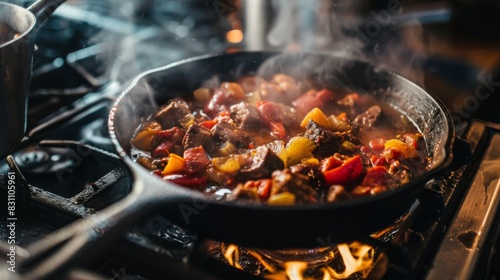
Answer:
[286,136,317,166]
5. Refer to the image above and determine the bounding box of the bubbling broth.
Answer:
[131,73,429,205]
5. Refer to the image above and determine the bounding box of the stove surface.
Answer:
[1,1,500,279]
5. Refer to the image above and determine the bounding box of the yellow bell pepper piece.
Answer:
[384,139,418,158]
[267,192,296,206]
[131,122,161,150]
[300,107,332,129]
[162,153,185,175]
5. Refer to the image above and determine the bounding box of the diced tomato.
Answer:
[359,145,374,158]
[204,90,228,117]
[369,138,387,155]
[320,156,343,173]
[362,166,389,187]
[257,101,289,139]
[242,179,272,201]
[269,122,287,139]
[370,155,387,166]
[292,89,334,115]
[323,155,363,185]
[256,101,283,122]
[200,120,217,129]
[184,146,210,175]
[163,173,207,187]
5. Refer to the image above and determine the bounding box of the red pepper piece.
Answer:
[200,120,217,130]
[163,173,207,187]
[323,155,363,185]
[362,166,389,187]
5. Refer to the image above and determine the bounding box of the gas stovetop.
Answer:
[1,1,500,279]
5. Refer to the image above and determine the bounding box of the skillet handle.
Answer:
[27,0,67,27]
[18,162,200,280]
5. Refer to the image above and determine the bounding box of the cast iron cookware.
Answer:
[18,52,453,280]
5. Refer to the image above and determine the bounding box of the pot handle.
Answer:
[27,0,67,27]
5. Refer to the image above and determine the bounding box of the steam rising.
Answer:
[260,0,426,84]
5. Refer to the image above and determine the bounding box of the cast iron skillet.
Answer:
[18,52,454,279]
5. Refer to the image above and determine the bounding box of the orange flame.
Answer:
[327,242,374,279]
[220,241,377,280]
[223,244,243,270]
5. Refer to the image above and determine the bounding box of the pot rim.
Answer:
[0,2,36,49]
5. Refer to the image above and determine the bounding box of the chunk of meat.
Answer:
[183,146,211,175]
[353,105,382,128]
[211,121,251,149]
[228,183,260,202]
[304,120,350,159]
[290,163,326,190]
[204,82,246,118]
[271,169,318,203]
[388,163,412,187]
[362,166,389,187]
[182,124,215,152]
[238,146,285,181]
[155,100,192,129]
[230,102,261,129]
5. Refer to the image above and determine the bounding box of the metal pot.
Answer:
[0,0,66,158]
